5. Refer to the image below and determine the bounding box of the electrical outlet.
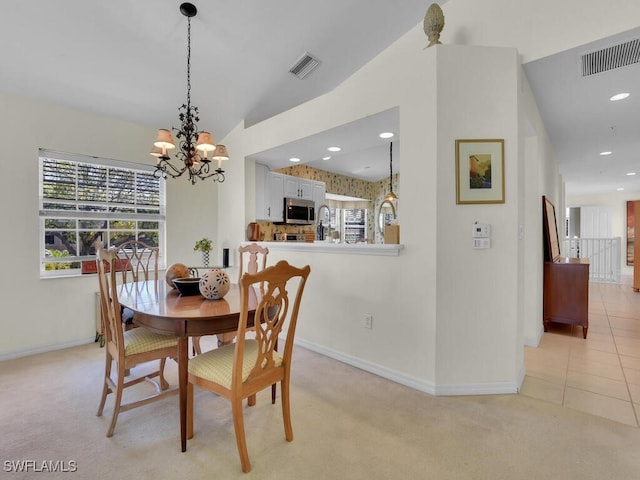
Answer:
[363,314,373,329]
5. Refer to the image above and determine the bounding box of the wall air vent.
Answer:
[581,38,640,76]
[288,52,320,79]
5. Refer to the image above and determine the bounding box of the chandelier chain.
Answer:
[389,142,393,192]
[186,16,191,111]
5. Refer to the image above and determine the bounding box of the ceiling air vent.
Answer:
[288,52,320,79]
[580,38,640,76]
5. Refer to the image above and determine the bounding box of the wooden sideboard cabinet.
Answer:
[543,257,590,338]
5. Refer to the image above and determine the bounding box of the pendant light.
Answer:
[384,142,398,201]
[151,3,229,185]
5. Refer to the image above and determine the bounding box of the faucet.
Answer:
[317,204,331,240]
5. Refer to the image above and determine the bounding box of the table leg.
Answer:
[178,336,189,452]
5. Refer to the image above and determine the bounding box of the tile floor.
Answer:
[522,275,640,427]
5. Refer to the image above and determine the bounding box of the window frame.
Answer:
[38,149,166,278]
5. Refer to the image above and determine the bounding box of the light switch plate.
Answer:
[473,238,491,249]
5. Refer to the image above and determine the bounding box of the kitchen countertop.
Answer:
[243,241,403,256]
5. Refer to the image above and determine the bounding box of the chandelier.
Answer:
[151,2,229,185]
[384,141,398,201]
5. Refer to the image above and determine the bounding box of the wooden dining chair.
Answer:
[115,239,159,330]
[192,243,269,355]
[95,246,178,437]
[115,239,159,283]
[187,260,310,473]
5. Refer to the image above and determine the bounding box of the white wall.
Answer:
[434,45,522,391]
[235,25,440,389]
[520,71,562,346]
[230,37,528,392]
[0,92,217,359]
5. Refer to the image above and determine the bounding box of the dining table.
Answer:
[117,278,259,452]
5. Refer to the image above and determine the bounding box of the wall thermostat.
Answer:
[472,223,491,249]
[472,224,491,238]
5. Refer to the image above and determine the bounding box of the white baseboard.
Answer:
[0,337,96,362]
[524,327,544,347]
[293,337,520,397]
[6,335,523,397]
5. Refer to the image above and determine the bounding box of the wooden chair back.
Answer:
[115,240,159,283]
[96,246,126,362]
[193,243,269,354]
[235,260,310,391]
[237,243,269,282]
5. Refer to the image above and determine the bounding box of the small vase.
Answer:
[202,251,210,268]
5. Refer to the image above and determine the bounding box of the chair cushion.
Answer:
[123,327,178,356]
[188,339,282,389]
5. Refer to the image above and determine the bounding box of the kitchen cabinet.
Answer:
[256,163,326,221]
[255,164,284,222]
[313,181,326,210]
[284,176,325,209]
[283,176,314,200]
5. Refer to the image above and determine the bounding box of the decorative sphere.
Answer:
[199,268,230,300]
[166,263,190,288]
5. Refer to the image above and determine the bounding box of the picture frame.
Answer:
[542,195,561,262]
[455,139,505,204]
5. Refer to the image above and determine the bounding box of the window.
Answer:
[39,149,166,277]
[343,208,367,243]
[325,207,368,243]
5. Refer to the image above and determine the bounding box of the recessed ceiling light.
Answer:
[617,187,625,191]
[610,93,630,101]
[328,146,341,152]
[322,156,331,161]
[289,157,301,163]
[379,132,394,139]
[599,151,612,156]
[627,172,637,176]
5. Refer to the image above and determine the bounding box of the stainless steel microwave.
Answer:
[284,197,315,225]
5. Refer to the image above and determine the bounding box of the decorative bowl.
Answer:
[172,277,202,296]
[199,269,231,300]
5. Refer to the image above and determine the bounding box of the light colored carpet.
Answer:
[2,341,640,479]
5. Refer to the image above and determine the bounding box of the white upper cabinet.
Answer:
[255,164,284,222]
[283,176,314,200]
[313,181,326,210]
[267,172,284,222]
[256,164,325,221]
[255,163,268,220]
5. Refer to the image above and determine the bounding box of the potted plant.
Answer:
[193,237,213,268]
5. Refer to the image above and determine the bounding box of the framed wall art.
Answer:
[542,195,561,262]
[455,139,505,204]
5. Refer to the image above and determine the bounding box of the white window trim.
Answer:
[39,149,166,278]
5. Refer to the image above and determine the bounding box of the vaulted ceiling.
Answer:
[1,1,637,191]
